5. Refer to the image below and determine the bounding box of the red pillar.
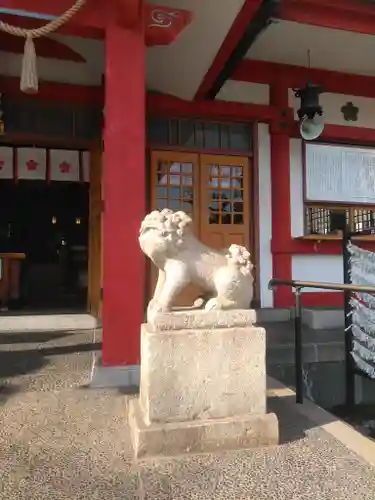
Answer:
[270,84,293,308]
[102,20,145,366]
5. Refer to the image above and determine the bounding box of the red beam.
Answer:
[147,91,281,123]
[3,0,141,30]
[0,29,85,61]
[0,0,109,35]
[0,13,102,38]
[0,3,193,45]
[0,75,103,104]
[279,0,375,35]
[302,293,344,308]
[273,236,375,255]
[117,0,142,28]
[194,0,263,100]
[234,59,375,100]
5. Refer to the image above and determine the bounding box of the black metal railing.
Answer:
[268,279,375,405]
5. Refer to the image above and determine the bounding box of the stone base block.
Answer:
[129,398,279,459]
[140,322,266,424]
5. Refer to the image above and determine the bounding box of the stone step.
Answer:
[0,313,98,333]
[262,321,345,365]
[255,308,291,323]
[302,308,344,329]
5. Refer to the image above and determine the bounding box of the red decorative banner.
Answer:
[50,150,80,182]
[0,147,13,179]
[17,148,47,180]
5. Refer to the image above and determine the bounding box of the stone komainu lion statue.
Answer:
[139,209,254,321]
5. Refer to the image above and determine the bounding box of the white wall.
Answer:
[146,0,246,100]
[289,138,343,287]
[289,89,375,128]
[292,255,343,291]
[290,138,304,238]
[257,123,273,307]
[0,36,104,86]
[217,80,269,105]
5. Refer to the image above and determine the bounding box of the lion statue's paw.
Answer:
[147,300,171,322]
[204,298,221,311]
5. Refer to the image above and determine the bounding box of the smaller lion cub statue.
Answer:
[139,209,254,322]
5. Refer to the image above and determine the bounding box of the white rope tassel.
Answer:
[0,0,85,94]
[20,34,38,94]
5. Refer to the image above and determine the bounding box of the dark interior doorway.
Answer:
[0,180,89,311]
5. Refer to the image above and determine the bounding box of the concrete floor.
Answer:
[1,328,375,499]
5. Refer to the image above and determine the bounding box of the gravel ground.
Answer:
[1,328,375,499]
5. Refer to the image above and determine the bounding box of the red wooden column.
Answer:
[270,84,294,308]
[102,20,145,367]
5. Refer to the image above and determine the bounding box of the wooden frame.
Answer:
[251,124,260,308]
[0,135,94,311]
[0,253,25,308]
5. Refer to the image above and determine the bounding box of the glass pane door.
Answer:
[200,154,250,250]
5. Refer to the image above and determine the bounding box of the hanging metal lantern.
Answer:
[293,81,324,120]
[293,82,325,141]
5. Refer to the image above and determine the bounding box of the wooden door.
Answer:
[200,155,250,250]
[87,148,103,317]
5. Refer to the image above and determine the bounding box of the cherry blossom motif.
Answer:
[0,160,4,170]
[26,159,38,171]
[59,161,71,174]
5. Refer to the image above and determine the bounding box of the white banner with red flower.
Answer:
[50,150,80,182]
[82,151,90,183]
[17,148,47,180]
[0,147,14,179]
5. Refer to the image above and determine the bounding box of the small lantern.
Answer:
[293,82,324,141]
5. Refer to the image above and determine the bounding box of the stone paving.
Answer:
[1,327,375,499]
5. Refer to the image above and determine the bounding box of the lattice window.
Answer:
[155,160,194,215]
[352,209,375,232]
[207,165,244,225]
[147,118,252,152]
[305,205,375,235]
[2,96,102,140]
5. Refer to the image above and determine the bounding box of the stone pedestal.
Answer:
[129,310,279,458]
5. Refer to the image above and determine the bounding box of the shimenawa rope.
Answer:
[0,0,86,93]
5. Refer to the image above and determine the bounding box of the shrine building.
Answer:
[1,0,375,386]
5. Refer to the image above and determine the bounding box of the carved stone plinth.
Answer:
[129,310,279,458]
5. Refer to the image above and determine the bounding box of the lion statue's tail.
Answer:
[226,244,253,276]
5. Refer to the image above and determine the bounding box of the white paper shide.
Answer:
[348,242,375,378]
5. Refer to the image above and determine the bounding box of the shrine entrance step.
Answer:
[0,313,97,333]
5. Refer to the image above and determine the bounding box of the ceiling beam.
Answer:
[194,0,281,100]
[0,3,192,45]
[147,91,282,123]
[0,0,108,34]
[278,0,375,35]
[233,59,375,99]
